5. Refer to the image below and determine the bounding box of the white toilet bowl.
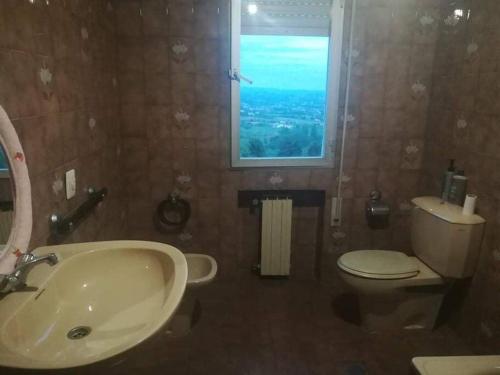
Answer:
[337,250,445,331]
[335,197,486,332]
[337,250,443,294]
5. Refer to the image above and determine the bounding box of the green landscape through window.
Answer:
[240,35,329,159]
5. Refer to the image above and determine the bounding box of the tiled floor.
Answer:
[2,276,472,375]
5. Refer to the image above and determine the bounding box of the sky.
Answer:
[240,35,329,91]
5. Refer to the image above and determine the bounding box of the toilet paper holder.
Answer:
[365,190,390,229]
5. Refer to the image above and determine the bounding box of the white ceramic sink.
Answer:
[413,355,500,374]
[0,241,187,369]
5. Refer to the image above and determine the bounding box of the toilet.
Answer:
[337,196,485,331]
[167,253,217,337]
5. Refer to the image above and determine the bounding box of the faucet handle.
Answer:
[0,274,23,293]
[2,274,37,293]
[16,253,35,266]
[1,253,57,294]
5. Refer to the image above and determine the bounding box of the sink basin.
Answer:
[0,241,187,369]
[412,355,500,374]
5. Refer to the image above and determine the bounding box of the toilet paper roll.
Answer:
[462,194,477,216]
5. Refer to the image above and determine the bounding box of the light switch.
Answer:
[65,169,76,200]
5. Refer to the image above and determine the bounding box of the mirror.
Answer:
[0,146,13,247]
[0,105,32,275]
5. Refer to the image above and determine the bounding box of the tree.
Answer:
[248,138,266,157]
[307,141,322,156]
[277,137,302,156]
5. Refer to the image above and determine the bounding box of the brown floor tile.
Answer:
[0,278,473,375]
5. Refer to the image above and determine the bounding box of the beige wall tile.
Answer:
[0,0,126,249]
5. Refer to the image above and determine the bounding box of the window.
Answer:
[230,0,344,167]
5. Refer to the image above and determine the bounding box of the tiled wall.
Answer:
[114,0,441,281]
[332,0,440,258]
[2,0,499,351]
[0,0,126,248]
[3,0,500,348]
[420,0,500,352]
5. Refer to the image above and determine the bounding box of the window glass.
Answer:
[231,0,343,167]
[240,35,329,158]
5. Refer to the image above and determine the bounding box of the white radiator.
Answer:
[260,199,292,276]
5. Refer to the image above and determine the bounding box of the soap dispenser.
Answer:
[448,170,468,205]
[441,159,456,201]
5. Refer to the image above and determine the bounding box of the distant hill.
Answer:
[240,86,327,158]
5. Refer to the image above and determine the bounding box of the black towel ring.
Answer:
[154,194,191,233]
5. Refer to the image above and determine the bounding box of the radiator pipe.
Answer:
[333,0,357,227]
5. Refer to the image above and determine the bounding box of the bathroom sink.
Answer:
[412,355,500,374]
[0,241,187,369]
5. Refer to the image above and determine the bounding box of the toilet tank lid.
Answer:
[412,196,485,225]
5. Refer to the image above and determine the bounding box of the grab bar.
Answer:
[49,187,107,241]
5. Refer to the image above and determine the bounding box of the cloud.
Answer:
[241,35,329,91]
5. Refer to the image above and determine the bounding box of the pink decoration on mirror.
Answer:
[14,152,24,162]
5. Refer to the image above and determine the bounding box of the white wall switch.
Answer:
[65,169,76,200]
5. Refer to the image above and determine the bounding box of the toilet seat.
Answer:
[337,250,419,280]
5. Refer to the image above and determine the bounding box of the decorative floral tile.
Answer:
[269,172,284,188]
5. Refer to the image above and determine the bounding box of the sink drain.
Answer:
[67,326,91,340]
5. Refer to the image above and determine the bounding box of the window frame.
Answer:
[230,0,345,168]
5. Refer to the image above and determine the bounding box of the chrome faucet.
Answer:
[0,253,58,294]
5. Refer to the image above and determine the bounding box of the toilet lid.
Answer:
[337,250,419,279]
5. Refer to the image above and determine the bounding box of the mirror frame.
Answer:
[0,106,32,275]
